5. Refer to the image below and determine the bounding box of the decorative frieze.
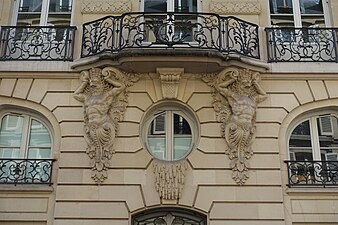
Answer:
[210,0,261,15]
[153,159,188,200]
[74,67,138,184]
[202,68,267,185]
[157,68,183,99]
[81,0,131,14]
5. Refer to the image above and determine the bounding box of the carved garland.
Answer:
[202,68,267,185]
[74,67,138,184]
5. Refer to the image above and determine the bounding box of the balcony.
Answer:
[266,27,338,62]
[0,26,76,61]
[285,160,338,187]
[0,158,55,185]
[79,12,260,71]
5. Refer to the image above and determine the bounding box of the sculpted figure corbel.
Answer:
[204,68,267,185]
[74,67,128,184]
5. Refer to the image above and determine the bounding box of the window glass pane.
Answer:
[28,147,51,158]
[144,0,167,12]
[0,148,20,158]
[148,114,166,160]
[174,0,197,12]
[0,115,24,147]
[29,119,51,147]
[300,0,323,14]
[49,0,72,12]
[47,0,72,26]
[174,114,191,135]
[270,0,293,14]
[270,0,294,26]
[19,0,42,12]
[289,120,313,161]
[17,0,42,26]
[174,137,191,160]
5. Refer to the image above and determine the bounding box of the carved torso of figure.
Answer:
[230,95,256,130]
[84,93,112,126]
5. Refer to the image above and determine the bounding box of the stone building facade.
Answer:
[0,0,338,225]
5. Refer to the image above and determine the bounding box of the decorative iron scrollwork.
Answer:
[81,12,260,59]
[0,158,54,185]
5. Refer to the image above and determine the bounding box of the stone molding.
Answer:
[157,68,183,99]
[74,67,138,184]
[81,0,131,14]
[210,0,261,15]
[153,159,188,200]
[202,68,267,185]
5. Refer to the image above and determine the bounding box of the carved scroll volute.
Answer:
[153,159,188,200]
[73,67,137,184]
[157,68,183,99]
[203,68,267,185]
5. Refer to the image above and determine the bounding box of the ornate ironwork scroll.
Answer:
[0,159,54,185]
[74,67,138,184]
[285,160,338,187]
[266,27,338,62]
[0,26,76,61]
[203,68,267,185]
[81,12,260,59]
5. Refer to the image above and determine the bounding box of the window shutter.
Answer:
[319,116,334,136]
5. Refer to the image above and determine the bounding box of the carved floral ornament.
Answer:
[74,67,138,184]
[202,68,267,185]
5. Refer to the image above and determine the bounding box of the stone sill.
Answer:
[286,187,338,195]
[0,184,54,193]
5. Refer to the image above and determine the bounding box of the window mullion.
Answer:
[20,115,30,158]
[293,0,302,27]
[310,117,321,161]
[40,0,50,25]
[167,111,173,160]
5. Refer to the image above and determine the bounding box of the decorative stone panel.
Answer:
[210,0,261,15]
[81,0,131,14]
[157,68,183,99]
[153,159,188,200]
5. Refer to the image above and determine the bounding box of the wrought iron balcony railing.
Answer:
[285,160,338,187]
[0,158,55,185]
[81,12,260,59]
[266,27,338,62]
[0,26,76,61]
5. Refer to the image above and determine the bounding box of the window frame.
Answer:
[0,110,53,160]
[10,0,73,26]
[140,0,201,13]
[269,0,331,27]
[287,111,338,162]
[141,102,199,162]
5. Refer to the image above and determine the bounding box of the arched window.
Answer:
[287,112,338,186]
[142,102,199,161]
[289,114,338,161]
[132,207,207,225]
[0,110,54,185]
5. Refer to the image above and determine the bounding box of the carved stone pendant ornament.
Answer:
[74,67,137,184]
[153,159,188,200]
[203,68,267,185]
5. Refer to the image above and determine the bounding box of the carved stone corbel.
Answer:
[74,67,138,184]
[153,159,188,200]
[202,68,267,185]
[157,68,183,99]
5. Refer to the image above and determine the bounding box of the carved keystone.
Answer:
[157,68,184,99]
